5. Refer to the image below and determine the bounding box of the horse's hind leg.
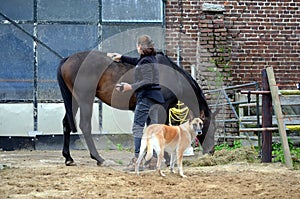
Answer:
[62,115,76,166]
[80,103,105,166]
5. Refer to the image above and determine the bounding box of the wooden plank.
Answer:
[238,93,300,106]
[238,96,300,106]
[262,68,272,163]
[239,127,278,132]
[240,115,300,125]
[280,95,300,106]
[240,90,271,94]
[266,67,293,169]
[239,103,257,108]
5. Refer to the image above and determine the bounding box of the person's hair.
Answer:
[137,35,156,56]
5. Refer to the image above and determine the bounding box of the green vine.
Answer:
[208,45,232,88]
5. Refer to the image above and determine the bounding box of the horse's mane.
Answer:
[156,52,210,116]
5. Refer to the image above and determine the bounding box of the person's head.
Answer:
[136,35,156,56]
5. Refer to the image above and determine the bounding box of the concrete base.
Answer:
[0,134,134,151]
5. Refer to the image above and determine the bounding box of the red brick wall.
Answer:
[165,0,300,90]
[165,0,200,72]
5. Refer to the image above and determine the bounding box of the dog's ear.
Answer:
[200,110,205,121]
[188,111,194,123]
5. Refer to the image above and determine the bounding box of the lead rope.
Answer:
[169,101,189,125]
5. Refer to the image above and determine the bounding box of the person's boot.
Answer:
[145,157,157,170]
[124,157,144,172]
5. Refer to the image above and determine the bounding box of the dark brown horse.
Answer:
[57,50,214,166]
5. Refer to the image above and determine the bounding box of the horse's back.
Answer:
[59,50,137,109]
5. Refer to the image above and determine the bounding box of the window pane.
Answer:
[37,0,99,22]
[0,0,33,21]
[102,0,162,22]
[101,25,164,55]
[0,24,34,100]
[37,24,98,99]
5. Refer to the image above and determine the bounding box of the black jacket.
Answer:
[121,55,165,104]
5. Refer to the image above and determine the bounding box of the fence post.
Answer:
[261,69,272,162]
[266,67,293,169]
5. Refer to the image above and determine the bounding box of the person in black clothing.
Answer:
[107,35,165,171]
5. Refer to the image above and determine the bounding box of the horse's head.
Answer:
[197,108,221,155]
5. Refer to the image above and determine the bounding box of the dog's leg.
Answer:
[177,150,187,178]
[135,151,145,176]
[169,151,176,174]
[156,148,166,177]
[135,138,147,175]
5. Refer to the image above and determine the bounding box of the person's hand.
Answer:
[107,52,121,62]
[115,82,132,92]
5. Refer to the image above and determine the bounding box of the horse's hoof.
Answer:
[97,159,118,167]
[65,161,76,166]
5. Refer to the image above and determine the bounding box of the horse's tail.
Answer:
[56,57,78,132]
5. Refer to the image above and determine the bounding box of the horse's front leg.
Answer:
[62,115,76,166]
[79,103,105,166]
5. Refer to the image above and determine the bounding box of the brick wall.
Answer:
[165,0,300,90]
[165,0,200,73]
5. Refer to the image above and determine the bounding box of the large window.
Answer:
[0,0,164,100]
[102,0,163,22]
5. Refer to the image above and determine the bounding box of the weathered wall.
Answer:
[165,0,300,90]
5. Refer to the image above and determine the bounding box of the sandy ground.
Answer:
[0,149,300,199]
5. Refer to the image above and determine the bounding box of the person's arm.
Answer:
[116,59,153,93]
[121,55,139,65]
[107,53,139,65]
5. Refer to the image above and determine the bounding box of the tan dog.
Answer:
[135,118,203,178]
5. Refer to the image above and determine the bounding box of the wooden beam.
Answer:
[239,127,278,132]
[262,69,272,163]
[266,67,293,169]
[240,90,271,94]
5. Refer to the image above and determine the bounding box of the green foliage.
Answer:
[215,142,230,151]
[116,160,123,165]
[272,139,300,169]
[232,140,242,149]
[272,142,285,163]
[116,143,123,151]
[215,140,242,151]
